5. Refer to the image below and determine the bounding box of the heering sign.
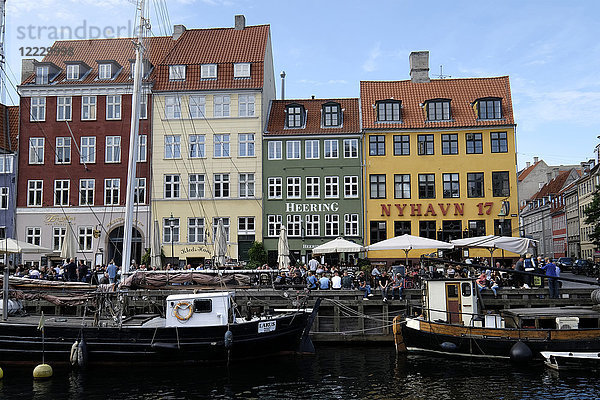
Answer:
[286,202,339,213]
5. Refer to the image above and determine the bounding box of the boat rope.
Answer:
[150,327,158,346]
[175,326,180,350]
[311,320,402,335]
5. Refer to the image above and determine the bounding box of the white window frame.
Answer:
[189,134,205,158]
[29,138,45,164]
[139,94,148,119]
[0,187,8,209]
[80,136,96,164]
[287,214,302,237]
[105,136,121,163]
[238,217,255,235]
[287,177,301,199]
[268,177,282,199]
[238,94,255,117]
[56,96,72,121]
[325,214,340,237]
[267,215,282,237]
[189,174,205,199]
[324,176,339,199]
[239,173,255,198]
[163,217,180,243]
[26,227,41,246]
[81,96,97,121]
[343,138,359,158]
[214,174,230,198]
[27,180,43,207]
[54,179,70,206]
[104,178,120,206]
[36,66,49,84]
[344,214,359,236]
[324,139,339,159]
[344,176,359,198]
[305,214,320,237]
[169,65,186,81]
[164,174,181,199]
[212,217,230,242]
[66,64,79,80]
[98,64,112,79]
[165,95,182,119]
[286,140,301,160]
[137,134,147,162]
[78,226,94,251]
[55,137,71,164]
[135,177,146,205]
[189,95,206,119]
[53,227,66,251]
[305,140,319,159]
[188,218,205,243]
[30,97,46,122]
[79,179,95,206]
[238,133,255,157]
[214,95,230,117]
[164,135,182,159]
[213,134,230,158]
[0,155,13,174]
[201,64,217,79]
[106,95,122,120]
[268,141,282,160]
[234,63,250,78]
[306,176,320,199]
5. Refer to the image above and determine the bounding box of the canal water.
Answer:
[1,345,599,399]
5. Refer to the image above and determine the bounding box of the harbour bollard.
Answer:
[33,364,53,379]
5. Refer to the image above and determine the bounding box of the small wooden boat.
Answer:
[541,351,600,370]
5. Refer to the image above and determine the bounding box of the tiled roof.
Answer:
[360,76,514,130]
[531,170,572,200]
[7,106,19,150]
[518,161,541,182]
[265,98,360,136]
[0,104,19,152]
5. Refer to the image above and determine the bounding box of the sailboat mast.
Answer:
[121,0,146,277]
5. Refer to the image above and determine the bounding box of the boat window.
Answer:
[521,318,536,329]
[578,318,598,329]
[461,282,471,297]
[446,284,459,298]
[194,299,212,313]
[538,318,556,329]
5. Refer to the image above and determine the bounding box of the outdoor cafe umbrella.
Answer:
[0,238,51,254]
[60,225,78,260]
[150,220,162,270]
[312,237,365,254]
[366,234,454,265]
[214,219,227,267]
[277,226,290,269]
[451,235,537,265]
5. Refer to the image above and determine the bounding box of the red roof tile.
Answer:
[531,170,572,200]
[7,106,19,151]
[265,98,360,136]
[0,104,18,152]
[518,161,541,182]
[360,77,514,130]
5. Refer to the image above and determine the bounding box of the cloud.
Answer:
[362,43,381,72]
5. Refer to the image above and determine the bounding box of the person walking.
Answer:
[542,257,560,299]
[107,259,118,284]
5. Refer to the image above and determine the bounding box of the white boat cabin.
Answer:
[166,292,234,328]
[423,279,481,326]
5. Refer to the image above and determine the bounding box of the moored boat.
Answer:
[541,351,600,371]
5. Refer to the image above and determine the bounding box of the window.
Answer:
[345,214,359,236]
[238,134,254,157]
[189,95,206,118]
[79,179,95,206]
[394,174,411,199]
[287,141,301,159]
[467,173,484,198]
[26,227,41,246]
[234,63,250,78]
[324,176,339,198]
[201,64,217,79]
[28,180,43,207]
[164,174,181,199]
[214,95,230,117]
[169,65,186,81]
[238,95,255,117]
[30,97,46,121]
[370,174,386,199]
[492,171,510,197]
[139,94,148,119]
[104,178,120,205]
[53,227,66,251]
[165,96,181,119]
[324,140,339,158]
[441,134,458,155]
[213,217,231,242]
[323,103,341,127]
[188,218,205,243]
[369,135,385,156]
[56,96,72,121]
[305,140,319,159]
[163,217,180,243]
[214,174,229,198]
[442,173,460,198]
[0,187,8,209]
[106,95,121,120]
[325,214,339,236]
[55,137,71,164]
[286,104,304,128]
[287,215,302,237]
[54,180,70,206]
[441,220,462,241]
[79,227,93,251]
[239,173,254,198]
[418,174,435,199]
[417,134,434,155]
[137,134,147,162]
[189,135,205,158]
[494,219,512,237]
[66,64,79,80]
[306,215,320,237]
[267,215,282,237]
[268,177,282,199]
[287,177,301,199]
[165,135,181,159]
[466,133,483,154]
[478,98,502,120]
[376,100,401,122]
[189,174,205,199]
[268,141,282,160]
[394,221,411,236]
[491,132,508,153]
[135,178,146,204]
[98,64,112,79]
[344,176,359,198]
[29,138,44,164]
[105,136,121,163]
[214,134,230,158]
[393,135,410,156]
[370,221,387,244]
[468,220,486,237]
[306,177,320,199]
[426,99,451,121]
[36,66,49,84]
[343,139,358,158]
[81,96,97,120]
[419,221,436,240]
[0,155,13,173]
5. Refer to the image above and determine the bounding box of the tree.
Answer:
[584,185,600,249]
[247,241,267,269]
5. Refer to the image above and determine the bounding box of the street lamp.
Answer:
[167,213,177,267]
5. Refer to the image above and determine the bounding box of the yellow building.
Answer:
[360,51,518,263]
[150,19,275,267]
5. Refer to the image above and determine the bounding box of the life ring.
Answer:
[174,301,193,321]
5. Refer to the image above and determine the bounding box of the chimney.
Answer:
[526,161,531,168]
[21,59,35,83]
[409,51,430,83]
[173,24,186,40]
[235,15,246,30]
[280,71,286,100]
[311,95,315,100]
[533,156,539,163]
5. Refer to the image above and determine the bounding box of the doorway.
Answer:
[107,226,143,268]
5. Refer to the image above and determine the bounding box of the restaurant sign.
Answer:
[379,202,499,217]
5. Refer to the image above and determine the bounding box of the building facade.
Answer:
[564,183,580,258]
[361,51,519,263]
[262,98,362,265]
[578,161,599,261]
[0,104,19,244]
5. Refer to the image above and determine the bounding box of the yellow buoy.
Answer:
[33,364,53,379]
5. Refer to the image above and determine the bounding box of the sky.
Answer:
[4,0,600,170]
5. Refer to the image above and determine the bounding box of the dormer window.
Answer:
[169,65,186,81]
[99,64,112,79]
[323,102,342,127]
[376,100,401,122]
[234,63,250,78]
[286,104,305,128]
[201,64,217,79]
[66,65,79,80]
[36,66,49,84]
[477,97,502,120]
[426,99,451,121]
